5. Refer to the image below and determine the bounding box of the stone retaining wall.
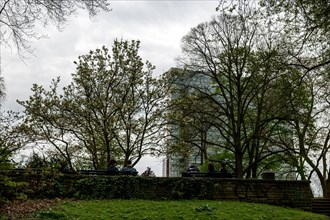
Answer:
[3,172,313,210]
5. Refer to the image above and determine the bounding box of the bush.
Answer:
[74,176,215,200]
[74,176,139,199]
[170,179,214,200]
[0,169,69,200]
[0,174,28,205]
[25,171,66,199]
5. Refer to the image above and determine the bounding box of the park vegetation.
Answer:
[1,200,328,219]
[0,0,330,202]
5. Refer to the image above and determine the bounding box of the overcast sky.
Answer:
[1,1,219,176]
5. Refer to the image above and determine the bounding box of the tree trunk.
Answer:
[245,161,252,178]
[251,164,258,178]
[325,179,330,198]
[106,142,111,168]
[235,151,244,178]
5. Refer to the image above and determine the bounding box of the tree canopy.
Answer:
[0,0,110,57]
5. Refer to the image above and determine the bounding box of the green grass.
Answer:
[31,200,329,220]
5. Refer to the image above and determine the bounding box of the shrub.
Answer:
[0,174,28,205]
[74,176,139,199]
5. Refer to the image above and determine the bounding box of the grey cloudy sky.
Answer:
[1,1,219,175]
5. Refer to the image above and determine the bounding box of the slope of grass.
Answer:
[29,200,329,220]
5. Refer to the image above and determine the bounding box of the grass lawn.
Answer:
[15,200,327,220]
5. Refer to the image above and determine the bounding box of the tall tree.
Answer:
[254,0,330,196]
[280,67,330,197]
[18,39,167,169]
[176,4,300,178]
